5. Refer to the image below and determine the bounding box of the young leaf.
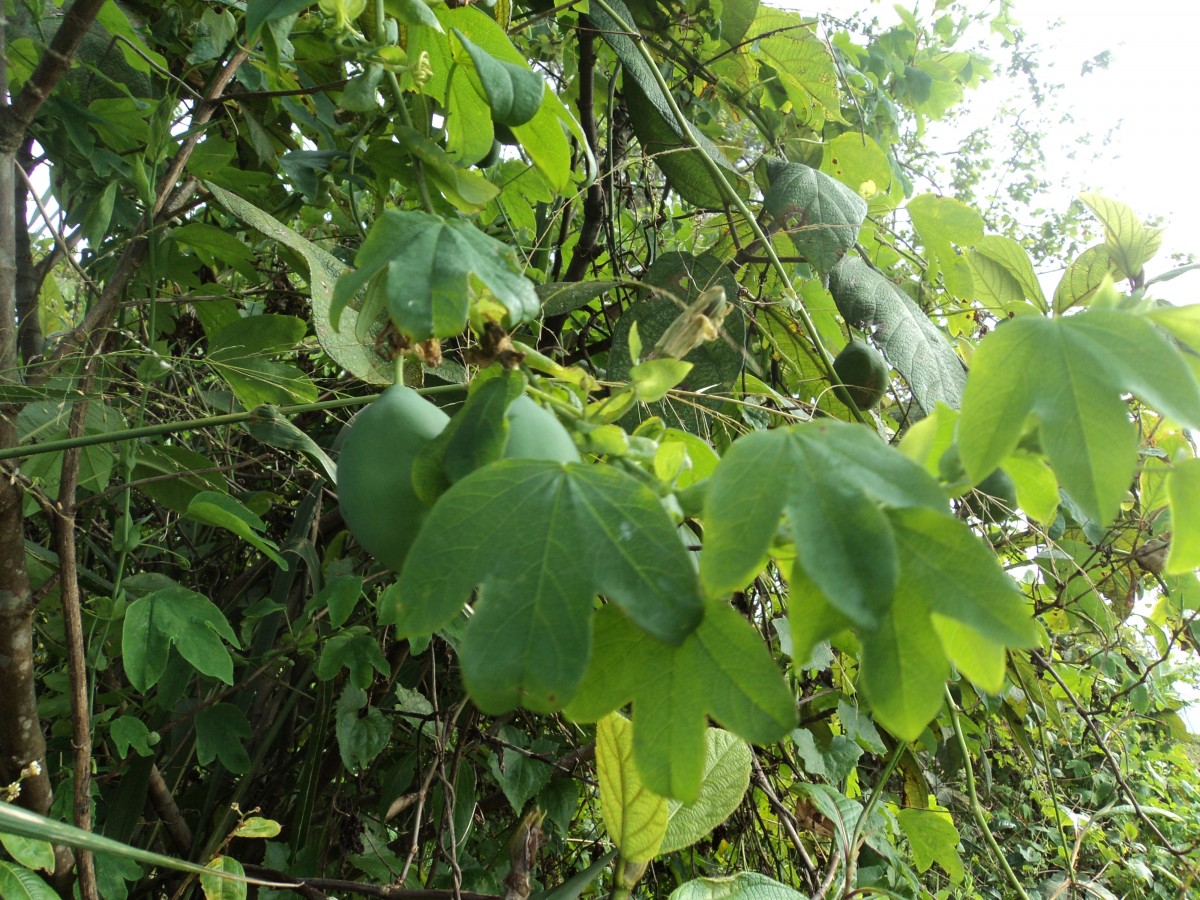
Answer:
[453,30,544,126]
[828,256,968,413]
[566,603,795,802]
[331,210,539,343]
[958,309,1200,525]
[123,586,240,691]
[1080,192,1163,280]
[387,460,704,714]
[597,713,668,862]
[1053,244,1117,314]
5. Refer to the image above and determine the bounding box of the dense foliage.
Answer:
[1,1,1199,898]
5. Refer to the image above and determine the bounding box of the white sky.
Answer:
[790,0,1200,303]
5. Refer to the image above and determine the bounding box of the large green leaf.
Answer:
[1166,459,1200,574]
[701,422,945,618]
[204,182,392,384]
[565,603,795,802]
[906,193,982,297]
[660,728,751,853]
[957,308,1200,525]
[386,460,704,713]
[758,158,867,272]
[17,400,125,506]
[828,256,968,413]
[331,209,539,343]
[895,807,964,881]
[453,30,544,126]
[974,234,1046,311]
[122,586,240,691]
[0,862,58,900]
[747,7,843,129]
[588,0,745,208]
[597,713,668,862]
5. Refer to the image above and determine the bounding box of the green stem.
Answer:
[0,385,467,463]
[842,738,905,894]
[589,0,868,426]
[946,687,1030,900]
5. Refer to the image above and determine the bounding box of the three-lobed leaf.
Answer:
[386,460,704,714]
[958,308,1200,525]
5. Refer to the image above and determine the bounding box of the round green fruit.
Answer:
[832,341,889,411]
[337,385,450,571]
[504,395,581,463]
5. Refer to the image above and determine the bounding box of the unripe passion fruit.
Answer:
[832,341,889,411]
[337,385,450,571]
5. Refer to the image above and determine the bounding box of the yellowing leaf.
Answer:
[597,713,668,862]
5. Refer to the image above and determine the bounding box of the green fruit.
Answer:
[832,341,889,410]
[504,395,581,463]
[964,468,1018,525]
[337,385,450,571]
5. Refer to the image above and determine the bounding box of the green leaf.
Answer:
[668,872,809,900]
[597,713,668,862]
[587,0,745,208]
[316,629,389,689]
[974,235,1046,311]
[331,210,538,343]
[896,807,964,882]
[660,729,751,853]
[315,573,363,628]
[958,309,1200,524]
[110,715,157,758]
[1166,459,1200,574]
[244,405,337,482]
[122,586,240,691]
[966,250,1025,314]
[231,817,282,839]
[859,588,948,741]
[907,194,983,297]
[389,460,704,713]
[206,314,317,407]
[759,158,866,272]
[335,686,391,773]
[453,30,544,126]
[384,0,442,30]
[820,132,903,215]
[747,8,843,129]
[195,704,252,774]
[828,256,968,413]
[17,400,125,504]
[889,507,1039,691]
[0,862,58,900]
[566,603,795,802]
[536,280,621,316]
[1080,192,1163,280]
[630,359,693,402]
[204,182,392,385]
[791,729,861,784]
[186,491,288,569]
[487,724,554,813]
[701,422,945,612]
[246,0,311,39]
[172,223,255,277]
[0,834,54,873]
[1054,244,1117,314]
[200,856,247,900]
[394,127,501,213]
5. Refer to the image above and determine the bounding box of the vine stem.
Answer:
[0,385,468,463]
[841,738,905,895]
[588,0,869,427]
[946,687,1030,900]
